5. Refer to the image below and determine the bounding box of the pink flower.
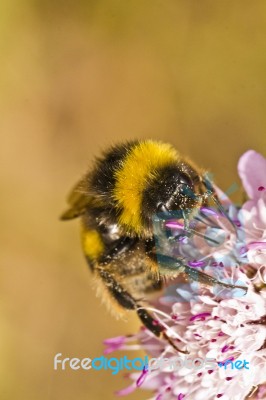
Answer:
[108,277,266,400]
[238,151,266,271]
[106,150,266,400]
[238,150,266,206]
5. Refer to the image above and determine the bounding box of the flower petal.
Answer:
[238,150,266,200]
[115,383,136,396]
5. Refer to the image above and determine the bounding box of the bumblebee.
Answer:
[61,140,245,352]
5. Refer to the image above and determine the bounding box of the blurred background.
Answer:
[1,1,266,399]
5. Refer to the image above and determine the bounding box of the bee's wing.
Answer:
[60,180,93,220]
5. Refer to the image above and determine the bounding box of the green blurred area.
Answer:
[1,1,266,399]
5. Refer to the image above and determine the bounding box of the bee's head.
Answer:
[141,164,203,229]
[112,140,206,236]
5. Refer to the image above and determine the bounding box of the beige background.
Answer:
[1,1,266,399]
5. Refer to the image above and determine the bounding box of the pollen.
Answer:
[81,228,104,260]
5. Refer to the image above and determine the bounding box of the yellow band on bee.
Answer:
[82,228,104,260]
[113,140,179,234]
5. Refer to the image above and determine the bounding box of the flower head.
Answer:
[106,150,266,400]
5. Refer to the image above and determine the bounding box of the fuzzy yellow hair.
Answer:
[113,140,179,234]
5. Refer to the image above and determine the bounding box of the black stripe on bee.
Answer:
[89,141,138,200]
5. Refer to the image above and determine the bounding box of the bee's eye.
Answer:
[156,203,168,213]
[179,174,193,187]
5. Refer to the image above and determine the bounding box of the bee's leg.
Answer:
[184,264,247,292]
[154,253,247,293]
[98,269,188,353]
[136,308,188,353]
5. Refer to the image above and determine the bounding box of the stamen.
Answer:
[211,195,237,234]
[190,312,211,321]
[136,366,148,387]
[165,220,221,245]
[188,260,206,267]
